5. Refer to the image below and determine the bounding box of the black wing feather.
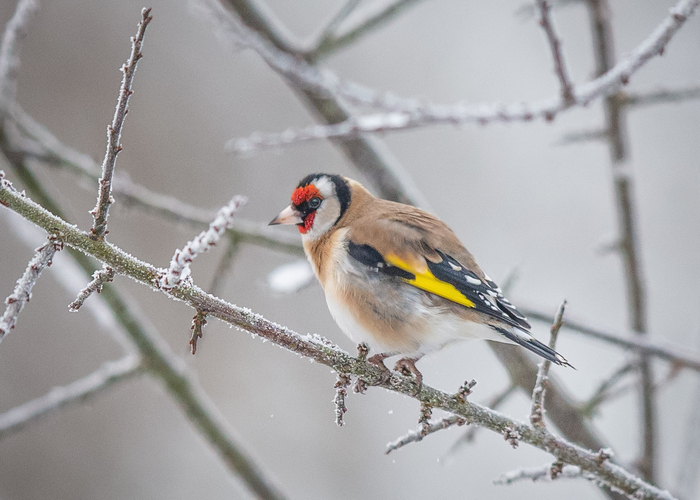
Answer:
[348,242,530,331]
[425,251,531,331]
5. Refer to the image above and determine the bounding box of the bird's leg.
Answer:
[395,357,424,395]
[367,352,394,383]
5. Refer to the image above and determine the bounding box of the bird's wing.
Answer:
[346,209,531,331]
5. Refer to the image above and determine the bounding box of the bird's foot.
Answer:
[367,353,393,384]
[395,357,423,395]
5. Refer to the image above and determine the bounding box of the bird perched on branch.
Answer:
[270,173,572,387]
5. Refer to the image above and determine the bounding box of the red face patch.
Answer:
[298,211,315,234]
[292,184,323,234]
[291,184,321,206]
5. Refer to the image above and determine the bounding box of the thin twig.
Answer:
[305,0,426,61]
[494,462,585,484]
[585,0,655,481]
[307,0,361,55]
[385,415,467,454]
[580,362,636,417]
[189,310,207,355]
[89,8,152,241]
[226,0,698,149]
[622,83,700,107]
[581,363,681,418]
[0,0,38,118]
[536,0,575,103]
[0,233,63,342]
[68,265,115,312]
[0,355,142,439]
[208,233,242,296]
[333,372,351,426]
[516,0,583,19]
[520,304,700,372]
[530,300,567,428]
[159,196,247,290]
[0,176,679,500]
[556,128,607,145]
[446,384,517,454]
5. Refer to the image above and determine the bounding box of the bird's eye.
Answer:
[308,197,321,209]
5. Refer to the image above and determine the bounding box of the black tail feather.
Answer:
[494,327,574,368]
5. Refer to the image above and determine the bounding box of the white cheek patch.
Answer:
[313,176,335,198]
[303,197,341,240]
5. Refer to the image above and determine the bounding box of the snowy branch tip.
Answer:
[159,195,247,290]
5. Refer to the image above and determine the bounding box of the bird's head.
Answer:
[269,173,351,240]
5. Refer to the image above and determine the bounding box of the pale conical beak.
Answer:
[269,205,303,226]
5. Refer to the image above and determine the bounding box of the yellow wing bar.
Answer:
[385,253,475,309]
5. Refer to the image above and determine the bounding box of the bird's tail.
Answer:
[494,327,574,368]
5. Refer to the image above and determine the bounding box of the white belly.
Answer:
[324,286,510,357]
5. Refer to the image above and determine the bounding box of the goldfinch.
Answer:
[270,173,571,385]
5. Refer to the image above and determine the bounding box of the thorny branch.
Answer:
[0,234,63,342]
[530,301,567,428]
[0,174,681,500]
[89,8,152,241]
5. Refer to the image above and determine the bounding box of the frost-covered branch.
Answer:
[530,300,566,428]
[333,372,351,427]
[536,0,575,103]
[0,172,680,500]
[0,355,141,439]
[494,462,586,485]
[89,8,152,241]
[68,265,115,312]
[385,415,467,454]
[159,196,247,291]
[0,233,63,342]
[226,0,698,150]
[446,384,517,454]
